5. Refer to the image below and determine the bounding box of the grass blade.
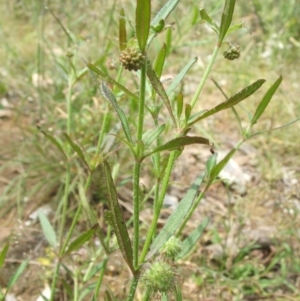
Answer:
[146,172,206,260]
[39,211,57,250]
[102,160,135,275]
[64,227,97,256]
[166,57,198,96]
[119,8,127,51]
[177,217,210,259]
[189,79,266,126]
[63,133,90,170]
[87,63,139,102]
[0,243,9,269]
[151,0,180,27]
[101,82,133,145]
[207,148,236,187]
[250,76,282,127]
[7,258,29,291]
[39,129,68,160]
[143,136,210,159]
[218,0,236,45]
[142,124,166,149]
[136,0,151,52]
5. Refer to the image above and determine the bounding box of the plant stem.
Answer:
[126,277,139,301]
[139,151,177,264]
[93,258,108,300]
[190,45,220,109]
[133,61,147,270]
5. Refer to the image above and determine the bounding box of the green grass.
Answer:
[0,0,300,300]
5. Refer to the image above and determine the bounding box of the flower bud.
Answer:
[119,47,145,71]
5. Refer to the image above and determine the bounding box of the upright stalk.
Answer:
[190,45,220,109]
[140,151,177,263]
[51,62,74,301]
[133,61,147,270]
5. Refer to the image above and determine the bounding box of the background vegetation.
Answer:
[0,0,299,300]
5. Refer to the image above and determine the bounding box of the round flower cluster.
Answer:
[119,47,145,71]
[223,44,240,60]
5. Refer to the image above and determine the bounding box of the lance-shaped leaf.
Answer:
[136,0,151,52]
[218,0,236,45]
[176,93,183,120]
[87,63,139,102]
[7,258,29,291]
[146,172,205,260]
[154,43,167,78]
[142,136,210,160]
[38,212,57,250]
[40,129,68,160]
[119,8,127,51]
[206,148,236,187]
[250,76,282,127]
[0,243,9,269]
[199,8,219,35]
[151,0,180,27]
[188,79,266,126]
[206,153,218,179]
[102,160,134,274]
[142,124,166,149]
[177,217,210,259]
[152,43,167,100]
[64,226,97,256]
[101,82,133,145]
[166,57,198,96]
[146,59,177,126]
[226,21,244,35]
[63,133,90,170]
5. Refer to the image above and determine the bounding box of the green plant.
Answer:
[4,0,300,300]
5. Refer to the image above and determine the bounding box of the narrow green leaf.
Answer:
[136,0,151,52]
[152,44,167,100]
[87,63,139,102]
[7,258,29,290]
[176,285,183,301]
[101,82,133,144]
[207,149,236,187]
[226,21,244,35]
[0,243,9,268]
[189,79,266,126]
[177,217,210,259]
[119,8,127,51]
[143,136,210,159]
[185,104,192,123]
[154,43,167,78]
[166,57,198,96]
[218,0,236,45]
[176,93,183,120]
[142,124,166,149]
[40,129,68,160]
[188,109,208,124]
[250,76,282,127]
[39,212,57,249]
[102,161,134,275]
[63,133,90,169]
[151,0,180,27]
[206,153,217,178]
[146,172,205,260]
[199,8,219,35]
[146,60,177,126]
[64,227,97,256]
